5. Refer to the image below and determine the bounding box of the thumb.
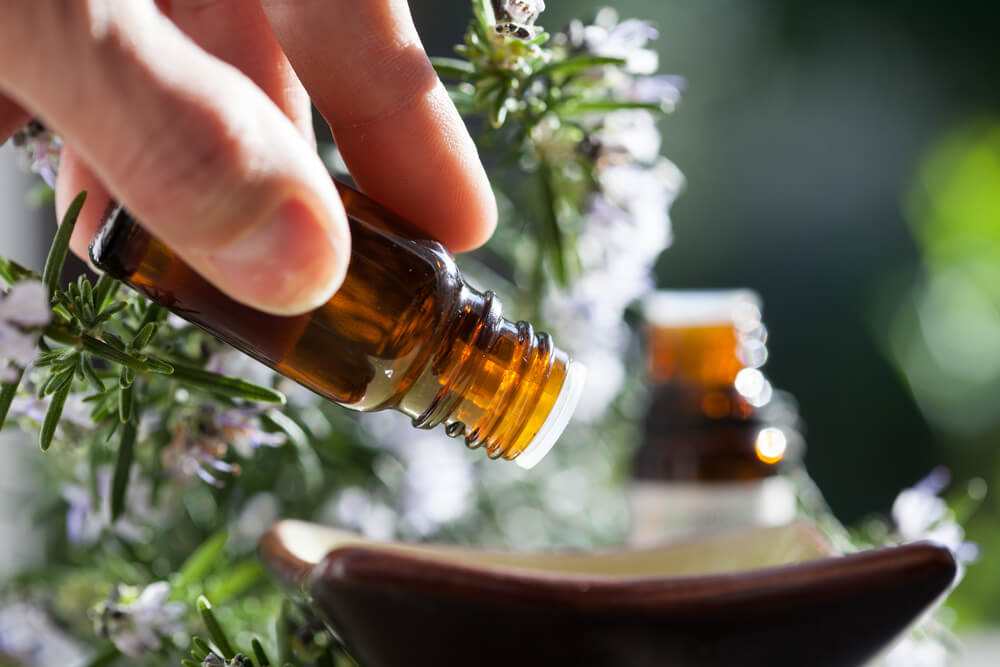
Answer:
[1,2,349,316]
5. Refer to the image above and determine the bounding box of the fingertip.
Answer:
[441,162,498,253]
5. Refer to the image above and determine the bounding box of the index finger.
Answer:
[260,0,497,252]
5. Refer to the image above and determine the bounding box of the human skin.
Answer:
[0,0,497,316]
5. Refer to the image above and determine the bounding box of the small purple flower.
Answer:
[0,602,85,665]
[60,465,158,546]
[161,425,241,488]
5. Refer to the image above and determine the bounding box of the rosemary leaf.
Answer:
[110,416,136,521]
[252,638,271,667]
[130,322,158,350]
[0,372,23,430]
[93,301,127,325]
[170,364,285,404]
[191,637,213,661]
[172,531,228,594]
[42,191,86,296]
[81,335,152,373]
[430,56,475,79]
[198,596,236,660]
[118,383,134,423]
[536,54,626,79]
[81,358,106,393]
[144,356,174,375]
[40,379,71,451]
[92,272,118,311]
[559,99,665,115]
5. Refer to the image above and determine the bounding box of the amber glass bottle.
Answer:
[90,181,585,469]
[628,290,800,545]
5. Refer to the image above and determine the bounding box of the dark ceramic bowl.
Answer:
[260,519,956,667]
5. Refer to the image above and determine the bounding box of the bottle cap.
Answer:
[516,360,588,469]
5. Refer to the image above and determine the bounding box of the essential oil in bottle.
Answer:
[628,290,801,545]
[90,181,586,469]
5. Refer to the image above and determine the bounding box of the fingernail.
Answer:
[209,199,346,315]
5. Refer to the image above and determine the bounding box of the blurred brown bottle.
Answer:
[628,290,803,546]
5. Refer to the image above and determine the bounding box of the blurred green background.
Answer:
[410,0,1000,622]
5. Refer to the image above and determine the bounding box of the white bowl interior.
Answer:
[274,519,835,580]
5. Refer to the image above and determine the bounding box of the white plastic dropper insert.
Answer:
[515,360,588,469]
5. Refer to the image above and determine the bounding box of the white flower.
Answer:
[883,635,950,667]
[91,582,185,657]
[891,468,978,564]
[630,75,685,110]
[0,280,50,382]
[575,10,661,75]
[592,110,662,164]
[503,0,544,25]
[10,391,95,430]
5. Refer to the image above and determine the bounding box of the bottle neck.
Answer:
[397,283,575,465]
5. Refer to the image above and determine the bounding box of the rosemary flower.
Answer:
[90,582,185,657]
[60,465,158,546]
[11,121,62,189]
[0,602,85,666]
[0,280,50,382]
[891,467,979,565]
[161,424,242,488]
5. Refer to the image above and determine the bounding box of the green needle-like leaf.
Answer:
[80,335,153,373]
[559,100,665,115]
[192,636,213,661]
[536,54,626,79]
[92,272,118,311]
[206,560,265,603]
[118,383,134,423]
[181,659,201,667]
[0,372,23,430]
[431,56,475,79]
[170,364,285,404]
[251,638,271,667]
[173,531,228,593]
[144,356,174,375]
[40,379,71,451]
[42,191,86,296]
[198,596,236,659]
[81,357,106,393]
[277,602,293,666]
[94,301,127,325]
[110,416,136,521]
[131,322,158,350]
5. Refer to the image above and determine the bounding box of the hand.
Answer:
[0,0,496,315]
